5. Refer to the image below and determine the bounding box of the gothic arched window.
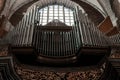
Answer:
[38,5,74,26]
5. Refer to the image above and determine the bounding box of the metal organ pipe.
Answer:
[74,8,82,48]
[52,32,54,56]
[44,32,48,55]
[14,23,17,45]
[73,10,77,48]
[75,7,109,47]
[11,4,111,58]
[38,11,41,53]
[41,31,43,55]
[23,13,29,45]
[43,31,45,55]
[16,22,22,46]
[36,28,39,53]
[84,15,93,46]
[11,5,38,47]
[25,14,31,45]
[64,32,66,56]
[48,32,50,56]
[83,14,91,46]
[36,26,39,53]
[53,32,55,56]
[32,5,38,46]
[88,17,96,46]
[45,32,47,56]
[67,32,70,56]
[71,30,75,54]
[65,32,68,56]
[61,32,63,56]
[50,32,52,56]
[110,33,120,46]
[26,9,32,46]
[43,32,46,56]
[78,10,87,46]
[38,26,41,53]
[91,23,98,46]
[62,32,65,56]
[77,10,84,46]
[82,14,90,46]
[32,6,36,45]
[73,9,79,54]
[20,14,26,46]
[117,34,120,43]
[19,18,24,46]
[15,21,20,46]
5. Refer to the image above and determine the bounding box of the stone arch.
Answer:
[9,0,105,26]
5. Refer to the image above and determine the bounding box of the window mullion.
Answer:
[69,9,71,26]
[58,5,59,20]
[53,5,54,20]
[63,6,65,23]
[41,9,44,25]
[47,6,49,23]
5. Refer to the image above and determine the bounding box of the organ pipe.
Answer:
[110,33,120,46]
[11,4,113,57]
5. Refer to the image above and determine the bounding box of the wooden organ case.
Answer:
[9,6,111,66]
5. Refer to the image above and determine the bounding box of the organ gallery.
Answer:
[0,0,120,80]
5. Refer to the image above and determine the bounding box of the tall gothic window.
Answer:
[38,5,74,26]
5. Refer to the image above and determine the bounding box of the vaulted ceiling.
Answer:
[6,0,105,27]
[0,0,5,14]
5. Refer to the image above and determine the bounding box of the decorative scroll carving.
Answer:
[41,19,72,32]
[110,52,120,58]
[0,46,8,56]
[15,64,104,80]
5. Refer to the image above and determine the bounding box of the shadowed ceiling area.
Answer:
[0,0,5,13]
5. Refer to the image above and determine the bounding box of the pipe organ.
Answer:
[10,5,111,65]
[109,33,120,47]
[74,7,108,47]
[12,6,37,46]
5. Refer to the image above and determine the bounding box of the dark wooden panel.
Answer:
[106,27,119,36]
[98,16,113,33]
